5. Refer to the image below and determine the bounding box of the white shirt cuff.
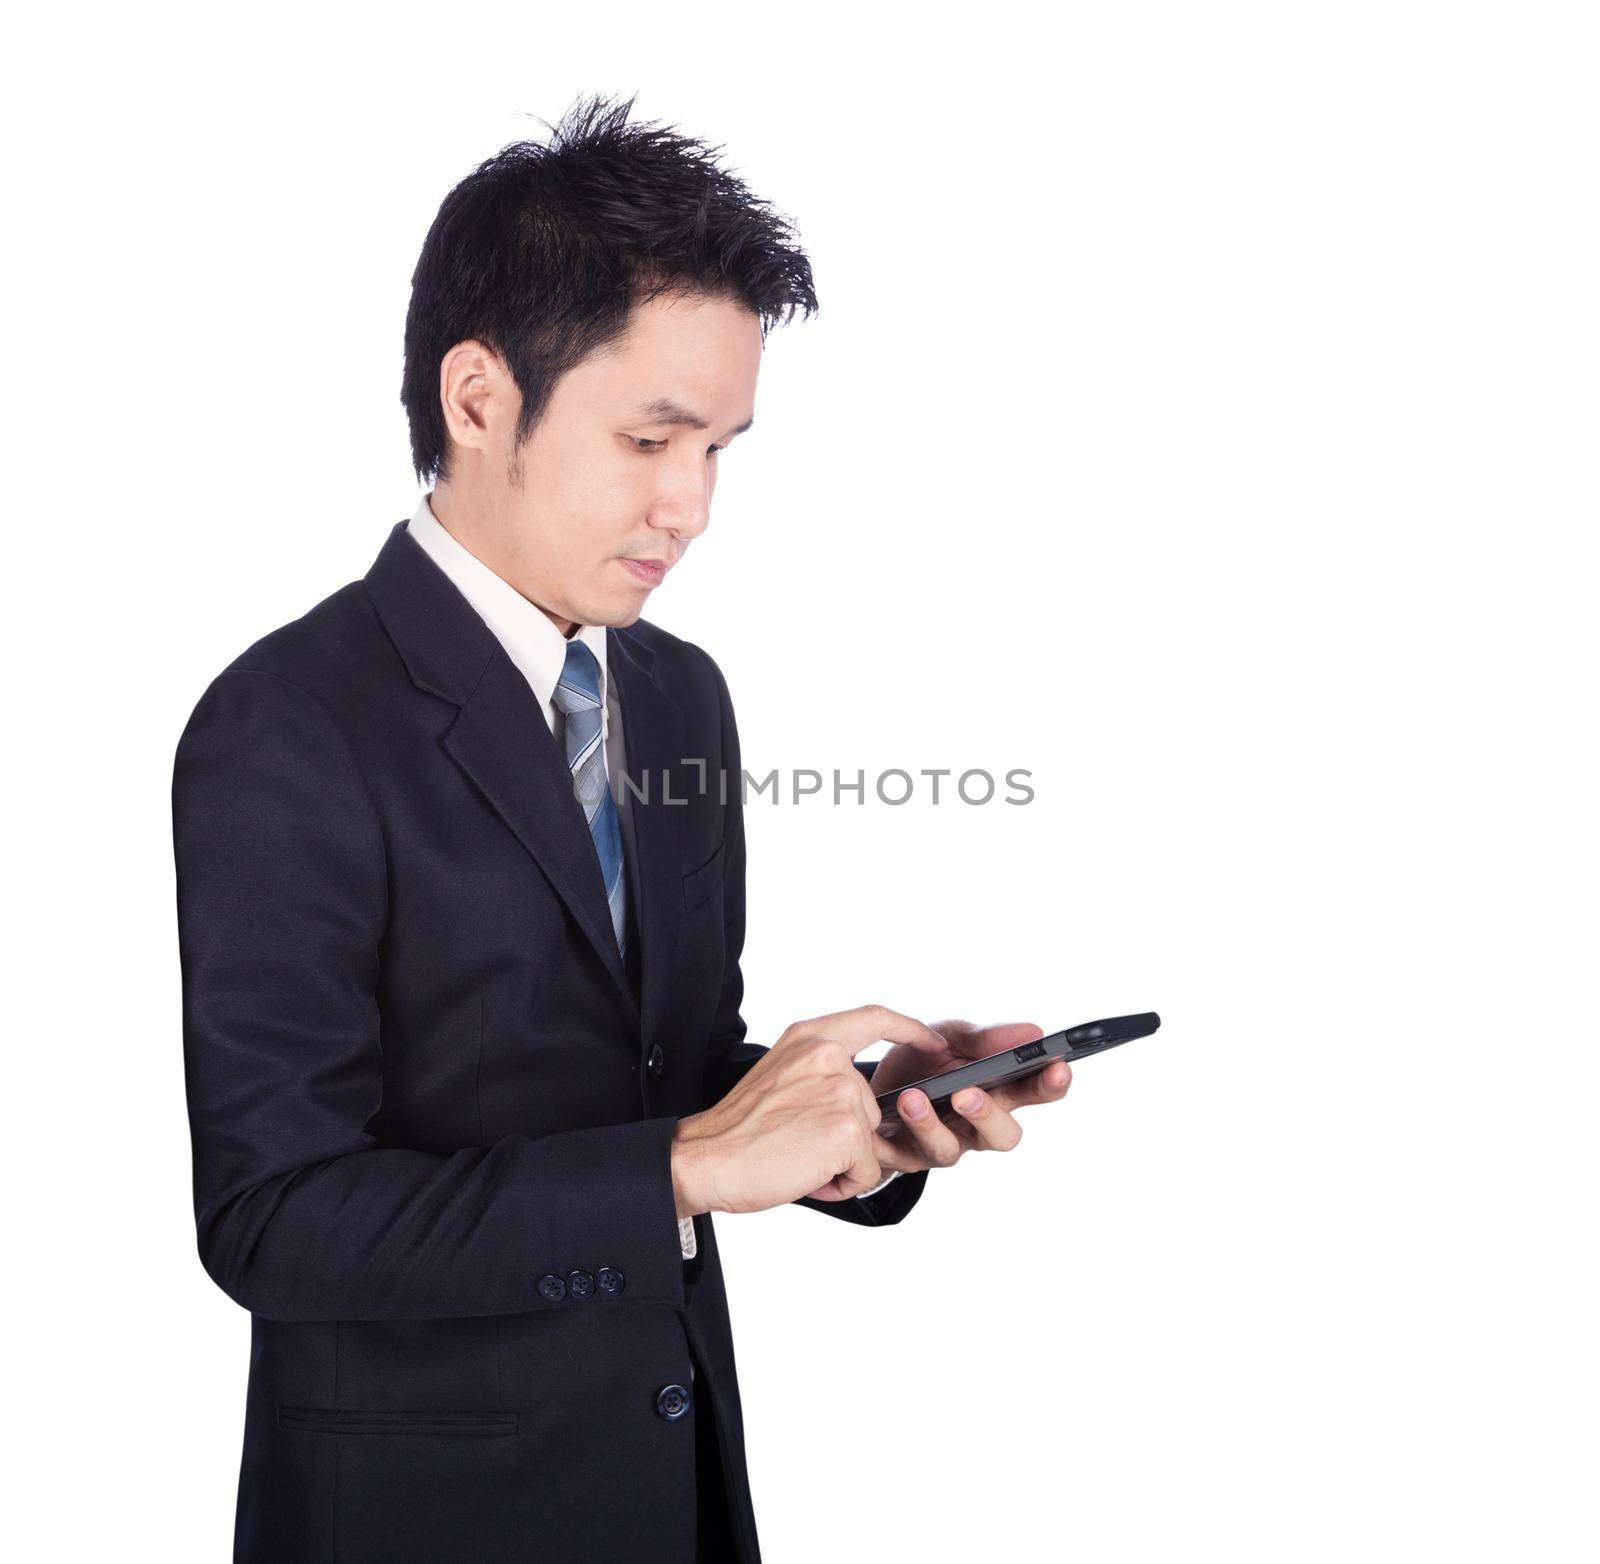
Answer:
[679,1167,901,1258]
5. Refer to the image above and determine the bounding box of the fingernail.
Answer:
[957,1090,982,1113]
[902,1093,928,1120]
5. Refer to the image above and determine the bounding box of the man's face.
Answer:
[439,289,762,633]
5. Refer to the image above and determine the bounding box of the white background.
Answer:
[7,5,1597,1560]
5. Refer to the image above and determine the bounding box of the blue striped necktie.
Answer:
[551,639,628,959]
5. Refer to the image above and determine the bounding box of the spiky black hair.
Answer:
[400,91,818,486]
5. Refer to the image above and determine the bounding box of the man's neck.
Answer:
[427,483,577,637]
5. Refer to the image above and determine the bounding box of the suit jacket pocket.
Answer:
[277,1406,519,1437]
[682,842,724,911]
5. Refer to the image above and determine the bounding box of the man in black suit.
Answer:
[171,94,1072,1563]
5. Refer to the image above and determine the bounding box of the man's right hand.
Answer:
[670,1005,949,1217]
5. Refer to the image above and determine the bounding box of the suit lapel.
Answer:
[441,649,635,1017]
[364,520,639,1024]
[608,625,688,1052]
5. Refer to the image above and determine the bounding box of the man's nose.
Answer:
[650,490,711,543]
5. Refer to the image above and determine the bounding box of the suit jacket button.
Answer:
[537,1273,567,1303]
[596,1266,625,1296]
[647,1044,665,1077]
[567,1268,595,1299]
[655,1383,692,1422]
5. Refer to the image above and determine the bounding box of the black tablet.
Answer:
[873,1012,1160,1137]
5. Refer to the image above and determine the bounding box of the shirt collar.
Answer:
[405,490,611,721]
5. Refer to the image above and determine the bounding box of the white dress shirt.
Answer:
[405,492,898,1268]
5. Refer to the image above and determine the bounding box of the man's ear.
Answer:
[439,338,513,454]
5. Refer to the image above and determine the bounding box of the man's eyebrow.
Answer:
[629,397,755,438]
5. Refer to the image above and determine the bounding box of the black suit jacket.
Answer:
[171,518,929,1564]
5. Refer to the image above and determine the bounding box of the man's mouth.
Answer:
[619,557,672,587]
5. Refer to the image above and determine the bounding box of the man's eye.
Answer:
[629,437,724,457]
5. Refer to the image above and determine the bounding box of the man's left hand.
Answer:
[867,1019,1071,1173]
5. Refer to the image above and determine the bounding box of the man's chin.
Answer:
[585,597,648,630]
